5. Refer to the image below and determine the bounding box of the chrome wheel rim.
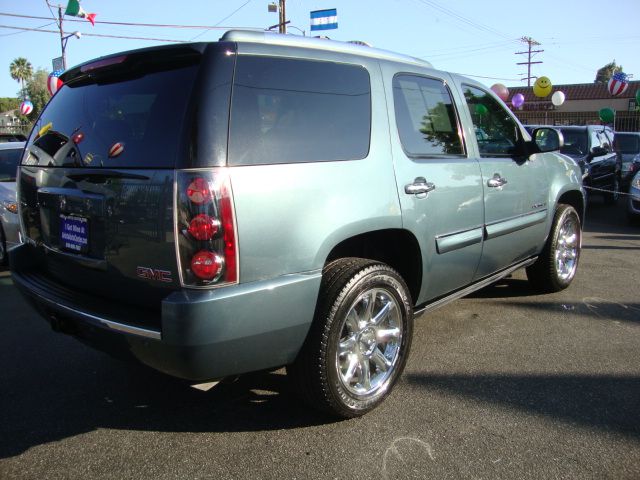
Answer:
[555,213,580,281]
[336,288,402,397]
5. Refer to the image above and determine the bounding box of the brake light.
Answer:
[186,177,212,205]
[191,250,224,281]
[188,214,219,241]
[80,55,127,73]
[176,170,238,288]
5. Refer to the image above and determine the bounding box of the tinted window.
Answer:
[463,85,518,156]
[560,129,588,156]
[228,56,371,165]
[25,63,199,168]
[0,147,22,181]
[616,134,640,153]
[393,75,463,156]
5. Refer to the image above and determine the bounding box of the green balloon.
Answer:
[475,104,488,115]
[636,89,640,106]
[599,107,615,123]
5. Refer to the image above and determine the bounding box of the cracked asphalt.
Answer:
[1,198,639,479]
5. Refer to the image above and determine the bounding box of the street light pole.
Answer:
[58,5,67,69]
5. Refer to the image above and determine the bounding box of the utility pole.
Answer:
[279,0,287,34]
[57,5,66,69]
[516,36,543,87]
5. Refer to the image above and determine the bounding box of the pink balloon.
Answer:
[511,93,525,108]
[491,83,509,101]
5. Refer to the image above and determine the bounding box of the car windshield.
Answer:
[0,147,22,181]
[560,130,588,157]
[615,134,640,154]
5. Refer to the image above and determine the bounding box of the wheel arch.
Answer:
[324,229,422,305]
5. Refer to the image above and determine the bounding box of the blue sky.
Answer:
[1,0,639,98]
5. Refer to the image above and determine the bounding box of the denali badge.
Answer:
[136,266,173,283]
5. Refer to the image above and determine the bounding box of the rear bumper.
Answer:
[10,243,321,381]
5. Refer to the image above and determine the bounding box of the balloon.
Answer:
[599,107,615,123]
[636,89,640,106]
[47,70,64,96]
[491,83,509,101]
[19,100,33,116]
[551,91,565,107]
[475,104,488,115]
[533,76,552,97]
[607,72,629,96]
[511,93,525,108]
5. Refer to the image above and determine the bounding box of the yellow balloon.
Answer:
[533,76,552,98]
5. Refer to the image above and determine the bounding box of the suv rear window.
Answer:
[228,56,371,165]
[560,129,588,157]
[25,61,199,169]
[0,147,22,181]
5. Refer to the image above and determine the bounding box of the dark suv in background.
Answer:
[613,131,640,190]
[525,125,621,204]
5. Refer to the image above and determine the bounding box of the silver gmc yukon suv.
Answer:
[10,31,585,418]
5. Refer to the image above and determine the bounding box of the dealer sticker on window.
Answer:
[60,214,89,253]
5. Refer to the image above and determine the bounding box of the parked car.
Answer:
[0,141,24,264]
[613,131,640,190]
[0,133,27,143]
[10,31,585,418]
[526,125,622,204]
[628,170,640,223]
[559,125,621,204]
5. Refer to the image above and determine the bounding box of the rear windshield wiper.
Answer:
[66,170,150,182]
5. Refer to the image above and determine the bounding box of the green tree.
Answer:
[594,60,623,83]
[20,68,50,126]
[9,57,33,97]
[0,97,19,113]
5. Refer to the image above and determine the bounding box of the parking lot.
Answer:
[0,198,638,480]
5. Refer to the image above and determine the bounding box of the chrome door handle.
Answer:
[405,177,436,195]
[487,174,508,188]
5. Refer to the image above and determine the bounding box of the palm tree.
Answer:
[9,57,33,98]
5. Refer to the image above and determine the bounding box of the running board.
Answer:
[413,257,538,318]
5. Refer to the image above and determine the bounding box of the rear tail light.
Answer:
[175,170,238,288]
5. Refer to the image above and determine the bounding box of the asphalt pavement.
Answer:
[1,197,639,480]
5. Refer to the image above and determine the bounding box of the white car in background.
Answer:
[0,141,25,265]
[628,170,640,224]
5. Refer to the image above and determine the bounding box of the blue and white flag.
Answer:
[310,8,338,31]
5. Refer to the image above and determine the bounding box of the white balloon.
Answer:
[551,91,565,107]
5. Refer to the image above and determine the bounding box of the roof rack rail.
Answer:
[220,30,433,68]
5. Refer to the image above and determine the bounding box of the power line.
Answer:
[0,11,260,31]
[0,24,187,43]
[414,0,513,41]
[190,0,253,41]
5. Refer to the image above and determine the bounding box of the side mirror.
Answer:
[590,146,608,158]
[531,127,563,153]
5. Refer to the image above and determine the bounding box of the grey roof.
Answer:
[220,30,433,68]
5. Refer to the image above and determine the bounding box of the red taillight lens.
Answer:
[190,250,224,281]
[186,177,212,205]
[176,170,238,288]
[188,214,219,241]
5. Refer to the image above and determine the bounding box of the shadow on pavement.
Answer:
[405,373,640,439]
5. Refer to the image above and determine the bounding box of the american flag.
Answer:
[607,72,629,96]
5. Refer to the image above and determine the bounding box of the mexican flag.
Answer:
[65,0,97,26]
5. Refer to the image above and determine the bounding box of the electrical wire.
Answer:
[0,11,260,30]
[0,24,187,43]
[190,0,253,41]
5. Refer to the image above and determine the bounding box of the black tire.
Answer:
[604,176,620,205]
[288,258,413,418]
[0,225,7,266]
[526,204,581,293]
